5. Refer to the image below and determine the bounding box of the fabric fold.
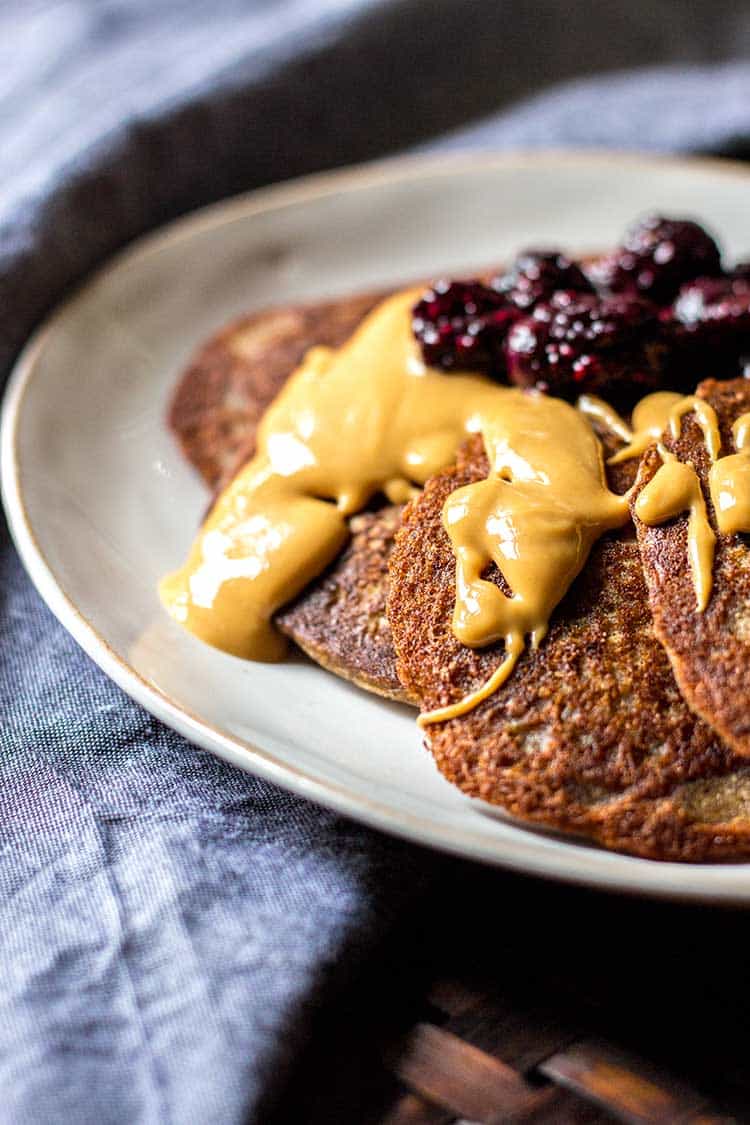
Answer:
[3,2,750,1120]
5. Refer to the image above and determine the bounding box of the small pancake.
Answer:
[168,291,406,699]
[276,505,410,702]
[633,377,750,757]
[387,436,750,861]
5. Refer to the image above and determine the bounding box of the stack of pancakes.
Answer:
[169,292,750,862]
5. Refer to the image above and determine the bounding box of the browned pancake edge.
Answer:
[633,377,750,757]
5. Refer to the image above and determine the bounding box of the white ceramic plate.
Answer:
[6,150,750,903]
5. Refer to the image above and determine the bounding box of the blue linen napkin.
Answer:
[4,3,750,1121]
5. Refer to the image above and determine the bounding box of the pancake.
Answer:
[387,436,750,861]
[275,505,409,702]
[168,291,408,699]
[633,377,750,757]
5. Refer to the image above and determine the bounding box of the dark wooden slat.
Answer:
[539,1039,733,1124]
[519,1087,619,1124]
[429,975,582,1074]
[387,1021,560,1123]
[428,975,481,1018]
[378,1089,454,1125]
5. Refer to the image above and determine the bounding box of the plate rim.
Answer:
[6,147,750,904]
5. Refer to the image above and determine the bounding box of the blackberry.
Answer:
[493,249,593,311]
[672,276,750,327]
[729,261,750,283]
[504,291,666,399]
[411,280,517,375]
[590,215,722,304]
[665,274,750,382]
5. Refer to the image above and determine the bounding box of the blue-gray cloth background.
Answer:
[4,3,750,1122]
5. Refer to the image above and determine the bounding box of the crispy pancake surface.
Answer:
[388,437,750,861]
[169,292,405,699]
[634,378,750,757]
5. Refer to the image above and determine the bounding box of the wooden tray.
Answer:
[270,869,747,1123]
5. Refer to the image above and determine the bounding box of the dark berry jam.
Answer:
[492,249,593,311]
[590,215,722,304]
[412,218,750,399]
[504,291,666,400]
[664,274,750,383]
[411,280,517,377]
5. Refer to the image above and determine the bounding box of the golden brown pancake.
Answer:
[387,437,750,861]
[168,291,408,700]
[634,377,750,757]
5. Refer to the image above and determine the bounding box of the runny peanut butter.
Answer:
[636,443,717,611]
[634,400,750,611]
[418,396,630,726]
[601,392,685,464]
[422,390,730,725]
[629,394,721,613]
[709,412,750,536]
[161,284,750,725]
[161,287,509,659]
[668,394,722,461]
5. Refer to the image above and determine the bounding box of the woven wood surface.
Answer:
[380,980,730,1123]
[267,867,750,1124]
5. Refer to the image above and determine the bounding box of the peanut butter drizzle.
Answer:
[636,441,717,612]
[418,395,630,726]
[161,287,506,659]
[586,392,729,613]
[668,395,722,461]
[577,394,634,444]
[709,412,750,536]
[733,413,750,452]
[603,392,685,464]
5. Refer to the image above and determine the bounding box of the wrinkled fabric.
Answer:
[0,521,443,1125]
[3,2,750,1121]
[432,62,750,157]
